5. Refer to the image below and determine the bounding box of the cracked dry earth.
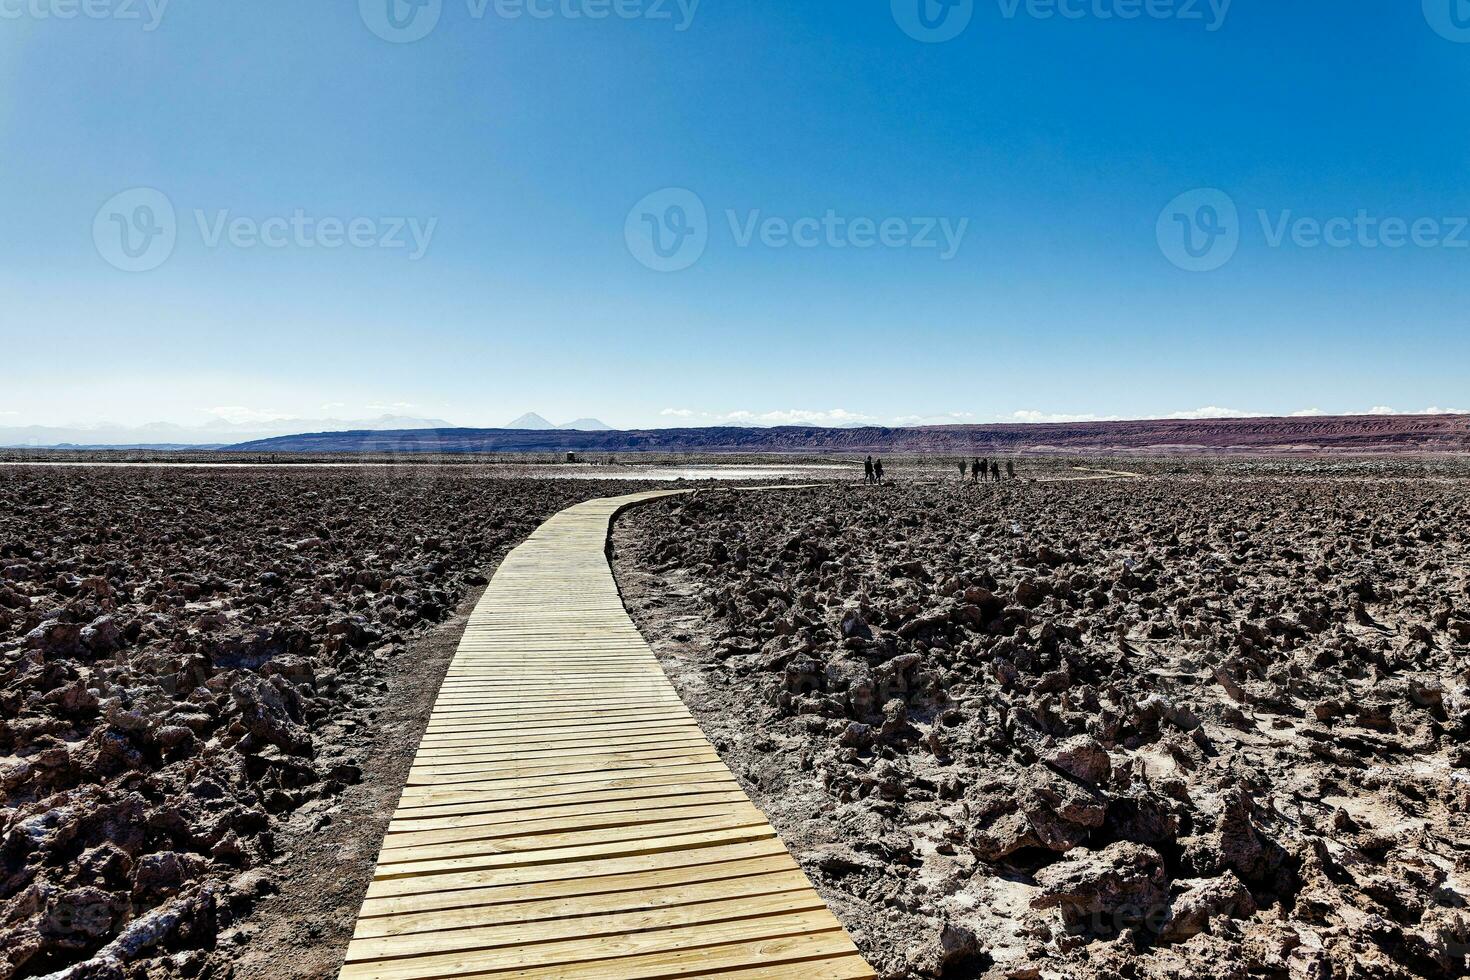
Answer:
[0,466,661,980]
[612,470,1470,979]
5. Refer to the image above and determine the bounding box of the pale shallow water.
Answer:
[0,462,853,482]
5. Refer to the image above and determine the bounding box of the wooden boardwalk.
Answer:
[339,490,875,980]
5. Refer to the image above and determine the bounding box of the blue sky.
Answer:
[3,0,1469,429]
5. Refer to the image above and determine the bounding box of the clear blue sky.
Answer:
[4,1,1469,429]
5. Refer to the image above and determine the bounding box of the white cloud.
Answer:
[1358,405,1464,417]
[893,412,977,426]
[320,402,346,411]
[740,408,875,426]
[366,401,417,413]
[667,408,877,427]
[204,406,293,425]
[657,404,1470,431]
[1162,406,1265,420]
[1007,410,1122,424]
[0,410,19,417]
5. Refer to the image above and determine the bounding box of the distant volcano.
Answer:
[504,413,611,431]
[504,413,556,430]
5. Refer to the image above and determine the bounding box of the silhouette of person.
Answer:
[864,456,874,484]
[959,460,967,481]
[990,461,1000,483]
[874,458,885,483]
[1007,460,1016,480]
[970,458,981,483]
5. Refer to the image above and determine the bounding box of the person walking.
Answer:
[959,459,968,482]
[970,457,981,483]
[874,458,885,483]
[864,456,875,484]
[990,461,1000,483]
[1007,460,1016,481]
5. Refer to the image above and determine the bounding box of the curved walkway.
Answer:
[338,490,874,980]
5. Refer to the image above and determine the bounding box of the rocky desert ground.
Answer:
[0,465,663,979]
[613,461,1470,979]
[5,458,1470,980]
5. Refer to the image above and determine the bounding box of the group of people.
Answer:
[961,457,1016,483]
[861,455,1019,483]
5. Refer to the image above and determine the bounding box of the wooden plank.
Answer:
[392,770,745,812]
[370,824,780,882]
[360,842,800,917]
[338,490,873,979]
[420,713,698,737]
[345,890,830,968]
[379,801,763,851]
[397,760,734,796]
[354,866,810,939]
[385,783,749,828]
[375,812,770,868]
[339,910,843,979]
[404,747,723,779]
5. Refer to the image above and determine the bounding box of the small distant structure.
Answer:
[565,452,580,464]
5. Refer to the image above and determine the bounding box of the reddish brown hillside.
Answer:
[226,414,1470,455]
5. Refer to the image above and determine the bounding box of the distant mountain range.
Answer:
[0,412,615,448]
[0,415,455,449]
[220,414,1470,455]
